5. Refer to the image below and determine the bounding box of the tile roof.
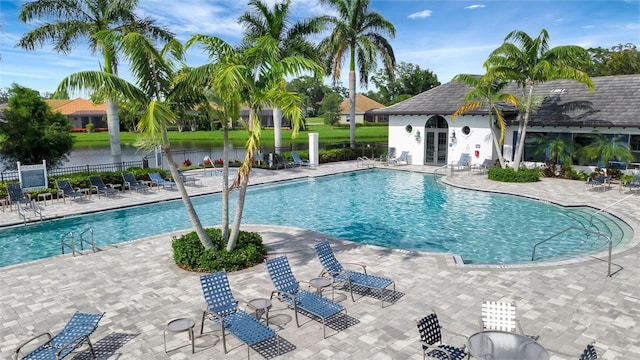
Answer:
[46,98,106,115]
[339,94,385,113]
[374,74,640,128]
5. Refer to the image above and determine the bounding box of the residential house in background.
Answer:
[339,94,386,124]
[374,74,640,171]
[46,98,107,130]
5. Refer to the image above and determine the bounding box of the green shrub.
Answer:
[488,167,541,183]
[171,228,267,272]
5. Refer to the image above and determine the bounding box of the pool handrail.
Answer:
[531,226,612,277]
[589,194,635,225]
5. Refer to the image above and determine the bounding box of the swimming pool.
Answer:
[0,170,631,267]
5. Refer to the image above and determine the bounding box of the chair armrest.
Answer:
[342,262,367,274]
[56,333,95,357]
[14,332,52,359]
[442,326,470,344]
[420,340,457,360]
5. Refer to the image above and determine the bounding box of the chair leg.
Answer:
[200,311,206,334]
[86,337,96,358]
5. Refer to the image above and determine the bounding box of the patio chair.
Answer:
[202,156,222,176]
[480,300,539,341]
[273,154,293,169]
[450,153,471,170]
[7,183,33,210]
[14,311,104,360]
[200,272,279,358]
[471,158,494,174]
[314,240,395,307]
[176,170,200,186]
[416,312,467,360]
[88,176,118,198]
[6,183,42,220]
[621,174,640,193]
[579,342,598,360]
[148,172,175,190]
[55,179,85,203]
[265,255,345,338]
[121,172,149,193]
[388,150,410,165]
[585,175,609,191]
[291,151,310,167]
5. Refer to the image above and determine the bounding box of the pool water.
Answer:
[0,170,631,267]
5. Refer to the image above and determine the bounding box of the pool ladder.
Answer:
[16,201,43,225]
[531,226,612,277]
[356,156,376,169]
[61,227,96,257]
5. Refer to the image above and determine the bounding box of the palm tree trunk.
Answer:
[273,107,282,154]
[489,120,507,168]
[162,132,213,249]
[105,99,123,167]
[349,71,356,148]
[512,85,535,171]
[227,176,248,252]
[221,120,230,242]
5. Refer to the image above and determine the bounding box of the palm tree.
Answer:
[239,0,323,154]
[56,31,213,249]
[186,34,322,251]
[486,29,593,170]
[578,133,634,173]
[318,0,396,148]
[451,69,518,168]
[18,0,173,166]
[533,134,574,176]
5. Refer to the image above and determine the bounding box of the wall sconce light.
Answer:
[450,130,456,142]
[414,130,421,142]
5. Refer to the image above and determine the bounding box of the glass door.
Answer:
[425,132,435,163]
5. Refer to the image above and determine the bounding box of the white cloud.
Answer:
[555,18,564,22]
[408,10,433,19]
[465,5,486,10]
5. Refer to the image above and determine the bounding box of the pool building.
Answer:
[378,74,640,172]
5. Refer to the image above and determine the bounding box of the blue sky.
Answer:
[1,0,639,96]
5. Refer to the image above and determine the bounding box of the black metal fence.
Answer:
[0,142,388,182]
[0,161,143,182]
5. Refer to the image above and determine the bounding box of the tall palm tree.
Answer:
[57,31,213,249]
[18,0,173,166]
[186,34,322,251]
[318,0,396,148]
[451,69,518,168]
[486,28,593,170]
[239,0,323,154]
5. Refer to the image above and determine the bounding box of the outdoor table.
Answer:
[467,330,549,360]
[163,318,195,353]
[309,277,333,299]
[247,298,272,325]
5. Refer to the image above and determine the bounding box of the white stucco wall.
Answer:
[388,114,494,166]
[390,115,640,167]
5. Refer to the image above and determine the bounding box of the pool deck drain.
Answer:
[1,162,639,359]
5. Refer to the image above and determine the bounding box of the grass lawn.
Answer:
[73,123,388,148]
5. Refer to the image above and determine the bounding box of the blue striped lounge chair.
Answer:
[14,312,104,360]
[314,240,396,307]
[200,272,279,357]
[265,256,345,338]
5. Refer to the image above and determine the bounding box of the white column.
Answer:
[309,133,319,168]
[273,107,282,154]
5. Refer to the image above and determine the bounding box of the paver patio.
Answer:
[1,162,638,359]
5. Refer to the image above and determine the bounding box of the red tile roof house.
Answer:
[46,98,108,131]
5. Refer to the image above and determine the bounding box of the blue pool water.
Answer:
[0,170,631,267]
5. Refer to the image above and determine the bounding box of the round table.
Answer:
[247,298,272,325]
[164,318,195,354]
[309,277,332,297]
[467,330,548,360]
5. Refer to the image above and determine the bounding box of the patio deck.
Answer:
[1,162,638,359]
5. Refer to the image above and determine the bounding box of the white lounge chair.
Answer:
[388,151,409,165]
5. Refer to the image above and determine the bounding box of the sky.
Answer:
[1,0,639,96]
